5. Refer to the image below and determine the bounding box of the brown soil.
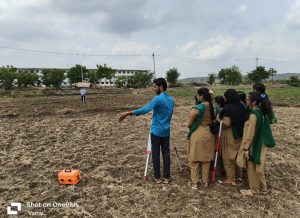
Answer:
[0,90,299,217]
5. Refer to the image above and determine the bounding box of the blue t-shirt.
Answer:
[132,92,174,137]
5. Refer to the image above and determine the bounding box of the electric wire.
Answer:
[1,45,300,65]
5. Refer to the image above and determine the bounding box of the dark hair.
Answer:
[215,95,225,108]
[153,78,167,91]
[252,82,273,110]
[252,83,266,94]
[197,87,215,121]
[249,91,273,120]
[224,89,240,104]
[237,91,247,104]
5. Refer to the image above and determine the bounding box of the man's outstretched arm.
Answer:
[117,97,158,122]
[117,111,133,122]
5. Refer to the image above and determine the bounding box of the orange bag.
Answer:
[58,169,81,185]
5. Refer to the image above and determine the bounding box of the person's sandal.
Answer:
[218,179,237,186]
[154,178,162,184]
[203,182,209,188]
[163,177,171,184]
[188,181,198,190]
[240,189,254,196]
[260,187,268,193]
[237,177,243,182]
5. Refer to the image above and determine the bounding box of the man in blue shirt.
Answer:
[117,78,174,184]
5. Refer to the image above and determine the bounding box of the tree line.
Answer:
[0,64,153,90]
[0,64,299,91]
[0,64,182,91]
[206,65,299,87]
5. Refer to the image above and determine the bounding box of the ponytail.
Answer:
[249,92,273,120]
[197,87,215,120]
[208,100,215,121]
[259,93,273,121]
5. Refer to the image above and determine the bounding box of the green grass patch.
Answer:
[22,91,43,97]
[169,86,300,105]
[267,87,300,105]
[0,90,44,98]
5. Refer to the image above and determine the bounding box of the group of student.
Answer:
[117,78,276,196]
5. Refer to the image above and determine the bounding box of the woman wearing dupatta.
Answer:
[237,91,276,196]
[216,89,247,185]
[252,83,277,124]
[187,88,216,189]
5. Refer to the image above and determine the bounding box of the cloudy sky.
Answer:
[0,0,300,78]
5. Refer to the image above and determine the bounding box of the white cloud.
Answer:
[197,36,235,59]
[238,4,248,13]
[0,1,7,8]
[0,0,299,78]
[175,41,199,54]
[175,36,235,59]
[286,0,300,27]
[14,0,48,7]
[111,41,159,55]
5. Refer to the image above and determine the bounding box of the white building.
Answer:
[98,69,151,87]
[16,67,151,87]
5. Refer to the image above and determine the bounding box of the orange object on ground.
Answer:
[58,169,81,185]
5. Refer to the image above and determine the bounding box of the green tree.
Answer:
[42,69,65,88]
[96,64,116,86]
[0,65,17,90]
[115,76,129,88]
[126,71,153,88]
[67,64,88,84]
[166,68,180,87]
[247,66,271,83]
[286,76,300,87]
[268,68,277,83]
[88,70,98,84]
[218,65,242,85]
[16,70,39,87]
[243,75,251,84]
[207,73,216,85]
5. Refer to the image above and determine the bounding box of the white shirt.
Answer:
[80,88,87,96]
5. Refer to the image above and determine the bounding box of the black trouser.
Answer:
[151,134,170,179]
[81,95,85,103]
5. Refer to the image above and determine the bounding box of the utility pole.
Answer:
[81,60,83,82]
[152,52,156,79]
[255,57,259,68]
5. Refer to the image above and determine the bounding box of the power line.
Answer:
[156,54,229,62]
[0,45,258,62]
[0,45,146,57]
[1,45,300,64]
[260,58,300,64]
[152,55,261,64]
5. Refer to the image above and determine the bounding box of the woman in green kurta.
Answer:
[237,91,276,196]
[187,88,216,189]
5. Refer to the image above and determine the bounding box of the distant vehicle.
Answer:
[72,82,92,88]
